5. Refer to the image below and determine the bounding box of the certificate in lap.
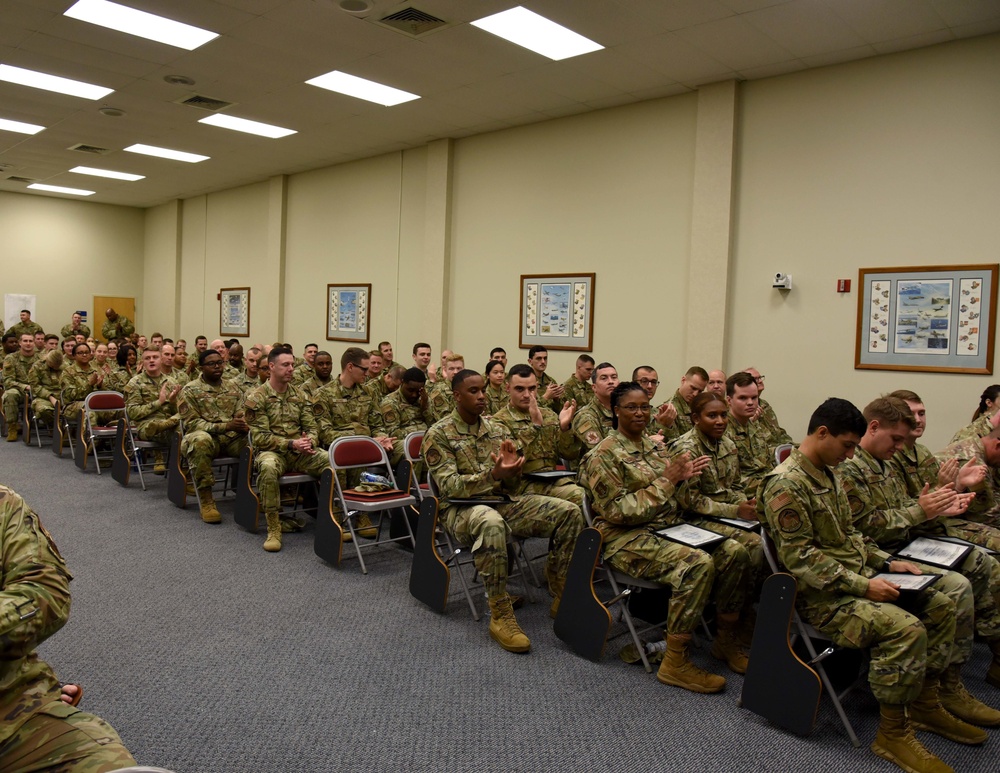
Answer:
[872,572,941,593]
[446,495,511,506]
[523,470,577,481]
[895,537,972,570]
[705,515,762,533]
[655,523,727,549]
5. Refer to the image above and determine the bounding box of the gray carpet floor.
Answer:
[3,437,998,772]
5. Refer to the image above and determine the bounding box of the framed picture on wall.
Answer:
[519,273,595,352]
[220,287,250,337]
[327,284,371,343]
[855,264,998,374]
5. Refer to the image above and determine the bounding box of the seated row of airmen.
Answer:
[6,307,1000,773]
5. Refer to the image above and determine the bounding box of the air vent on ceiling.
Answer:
[8,176,37,183]
[68,143,113,155]
[175,94,234,111]
[376,5,448,37]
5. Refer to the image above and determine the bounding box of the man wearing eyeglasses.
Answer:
[744,366,792,446]
[633,365,680,439]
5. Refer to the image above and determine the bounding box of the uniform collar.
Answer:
[451,409,489,437]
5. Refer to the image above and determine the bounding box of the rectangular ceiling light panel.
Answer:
[470,6,603,61]
[70,165,144,181]
[124,143,209,163]
[28,183,95,196]
[64,0,219,50]
[306,70,420,106]
[0,64,113,100]
[0,117,45,134]
[198,114,296,138]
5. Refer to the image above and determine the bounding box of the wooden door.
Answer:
[93,296,136,341]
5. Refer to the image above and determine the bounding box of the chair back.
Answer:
[330,435,387,470]
[404,431,424,464]
[86,390,125,411]
[775,443,794,465]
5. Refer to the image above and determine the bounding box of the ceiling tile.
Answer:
[931,0,1000,26]
[744,2,870,57]
[674,15,798,70]
[823,0,948,42]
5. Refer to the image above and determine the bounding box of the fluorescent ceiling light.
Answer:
[0,64,113,100]
[70,165,145,181]
[124,143,209,163]
[28,183,95,196]
[470,6,603,61]
[64,0,218,50]
[198,114,297,138]
[306,70,419,107]
[0,117,45,135]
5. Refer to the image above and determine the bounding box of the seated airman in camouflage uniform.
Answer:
[27,350,63,428]
[125,349,181,473]
[743,367,793,447]
[103,344,136,394]
[178,350,249,524]
[951,386,1000,444]
[0,485,137,772]
[561,355,595,409]
[60,344,106,426]
[581,381,751,692]
[492,364,582,506]
[379,367,434,467]
[571,362,619,458]
[841,396,1000,726]
[299,351,334,401]
[937,429,1000,526]
[762,398,973,773]
[427,354,466,423]
[3,310,43,341]
[483,360,508,416]
[365,363,402,406]
[292,343,318,384]
[422,369,583,653]
[3,334,38,441]
[659,366,708,444]
[59,312,91,341]
[723,372,775,500]
[159,343,188,387]
[243,348,330,553]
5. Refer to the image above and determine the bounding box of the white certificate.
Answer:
[895,537,971,570]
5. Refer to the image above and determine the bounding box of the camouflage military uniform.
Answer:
[300,374,333,402]
[101,365,133,395]
[3,320,43,340]
[124,370,179,442]
[422,410,583,598]
[492,403,583,506]
[292,364,315,384]
[0,486,136,772]
[761,449,958,705]
[937,437,1000,525]
[379,389,434,466]
[655,391,693,444]
[2,351,37,427]
[27,357,62,426]
[571,400,613,456]
[243,382,330,514]
[561,375,593,409]
[163,367,189,387]
[427,380,456,424]
[100,315,134,342]
[484,383,508,416]
[725,415,774,500]
[951,413,994,444]
[59,322,91,340]
[757,397,792,447]
[840,446,992,663]
[313,378,383,447]
[535,371,562,412]
[234,370,262,395]
[60,362,105,423]
[672,427,763,572]
[581,431,750,632]
[178,376,249,490]
[365,375,392,406]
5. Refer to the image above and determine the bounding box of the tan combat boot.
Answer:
[909,674,987,745]
[656,634,726,693]
[197,487,221,524]
[7,423,19,442]
[939,665,1000,727]
[710,619,749,674]
[488,594,531,653]
[871,703,954,773]
[988,640,1000,689]
[354,512,378,539]
[548,576,565,620]
[152,451,167,475]
[263,511,282,552]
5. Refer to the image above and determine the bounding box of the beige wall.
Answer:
[729,34,1000,450]
[0,190,144,335]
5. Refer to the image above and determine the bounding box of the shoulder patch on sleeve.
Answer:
[585,430,600,445]
[778,508,802,533]
[767,490,793,512]
[425,447,442,467]
[847,494,863,515]
[313,403,324,415]
[244,408,255,423]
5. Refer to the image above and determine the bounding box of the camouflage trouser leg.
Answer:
[906,561,975,666]
[811,588,955,705]
[0,703,136,773]
[956,549,1000,643]
[942,518,1000,553]
[135,419,176,443]
[499,494,584,594]
[519,479,585,508]
[2,387,25,425]
[31,398,53,426]
[692,518,763,595]
[606,532,748,633]
[182,431,247,490]
[443,504,511,598]
[256,448,330,513]
[63,401,83,426]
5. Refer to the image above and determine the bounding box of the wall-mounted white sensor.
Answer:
[773,272,792,290]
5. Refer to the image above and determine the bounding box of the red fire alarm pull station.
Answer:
[837,279,851,293]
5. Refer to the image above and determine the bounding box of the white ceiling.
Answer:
[2,0,998,208]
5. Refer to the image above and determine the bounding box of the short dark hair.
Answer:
[528,345,547,359]
[726,371,757,397]
[484,360,505,378]
[577,354,595,366]
[807,398,866,437]
[592,362,615,384]
[507,363,534,381]
[451,369,481,392]
[890,389,922,404]
[413,342,430,355]
[685,366,709,380]
[195,335,207,343]
[20,309,30,315]
[341,347,368,370]
[200,350,223,366]
[490,347,506,358]
[378,340,391,350]
[268,346,293,364]
[44,333,59,342]
[72,343,90,355]
[304,342,318,350]
[402,367,427,384]
[863,396,916,430]
[632,365,656,380]
[2,333,16,344]
[314,351,333,362]
[610,382,647,430]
